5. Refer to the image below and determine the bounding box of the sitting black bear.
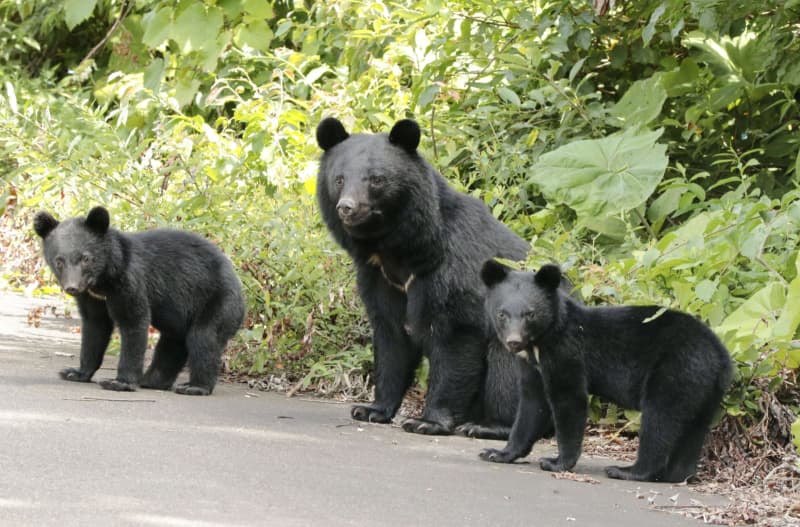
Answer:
[315,117,556,439]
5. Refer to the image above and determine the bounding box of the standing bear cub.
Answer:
[316,117,555,440]
[479,260,733,482]
[34,206,245,395]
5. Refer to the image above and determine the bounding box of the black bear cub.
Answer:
[479,260,732,482]
[34,206,245,395]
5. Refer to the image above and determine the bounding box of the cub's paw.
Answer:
[479,448,520,464]
[456,422,509,440]
[351,405,392,424]
[175,383,211,396]
[140,373,174,391]
[539,456,571,473]
[401,418,452,436]
[59,368,92,382]
[604,465,633,480]
[98,378,137,392]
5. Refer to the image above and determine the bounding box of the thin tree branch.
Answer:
[80,0,134,65]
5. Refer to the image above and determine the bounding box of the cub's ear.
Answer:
[389,119,420,153]
[86,206,110,234]
[534,264,562,290]
[33,212,59,239]
[316,117,350,151]
[481,259,511,288]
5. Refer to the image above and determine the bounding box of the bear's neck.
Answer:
[535,294,581,351]
[354,174,446,276]
[92,230,130,292]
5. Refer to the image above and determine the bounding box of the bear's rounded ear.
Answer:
[534,264,562,290]
[33,212,59,239]
[481,259,511,288]
[316,117,350,151]
[389,119,420,153]
[86,206,110,234]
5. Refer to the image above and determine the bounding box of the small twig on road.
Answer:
[63,396,156,402]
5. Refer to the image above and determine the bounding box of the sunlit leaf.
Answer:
[530,128,668,221]
[64,0,97,30]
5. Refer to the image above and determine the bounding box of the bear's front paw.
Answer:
[351,405,392,424]
[175,383,211,396]
[98,378,137,392]
[604,465,633,480]
[539,456,571,473]
[455,422,509,440]
[59,368,93,382]
[479,448,521,464]
[401,418,452,436]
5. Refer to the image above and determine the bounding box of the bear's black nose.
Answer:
[64,286,80,296]
[505,338,523,352]
[336,198,356,218]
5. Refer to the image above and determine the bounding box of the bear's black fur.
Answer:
[33,206,245,395]
[315,117,554,439]
[479,260,733,482]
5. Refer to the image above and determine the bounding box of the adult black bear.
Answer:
[479,260,733,482]
[315,117,554,439]
[33,206,245,395]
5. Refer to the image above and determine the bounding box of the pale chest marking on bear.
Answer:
[368,253,416,294]
[88,289,107,301]
[516,346,541,365]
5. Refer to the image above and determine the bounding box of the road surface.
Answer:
[0,292,727,526]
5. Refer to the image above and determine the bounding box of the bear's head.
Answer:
[315,117,433,241]
[481,259,562,353]
[33,206,112,297]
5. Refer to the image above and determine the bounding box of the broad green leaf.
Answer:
[234,20,274,52]
[143,58,165,91]
[172,4,224,54]
[792,418,800,450]
[530,128,668,221]
[142,8,172,48]
[417,84,440,109]
[174,75,201,107]
[497,87,521,106]
[717,282,785,350]
[64,0,97,30]
[695,279,717,302]
[647,187,682,223]
[773,252,800,339]
[243,0,274,20]
[642,2,666,46]
[660,60,702,97]
[609,74,667,127]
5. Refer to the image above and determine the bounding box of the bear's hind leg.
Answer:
[402,333,484,436]
[176,326,222,396]
[141,335,188,391]
[661,424,707,483]
[605,406,676,482]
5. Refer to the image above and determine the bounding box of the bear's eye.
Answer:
[81,254,91,265]
[334,174,344,188]
[369,174,385,188]
[496,312,507,322]
[524,311,536,322]
[54,258,64,271]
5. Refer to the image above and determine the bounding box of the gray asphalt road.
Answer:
[0,292,727,527]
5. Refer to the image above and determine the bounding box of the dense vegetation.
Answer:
[1,0,798,460]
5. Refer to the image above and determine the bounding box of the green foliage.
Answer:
[0,0,798,433]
